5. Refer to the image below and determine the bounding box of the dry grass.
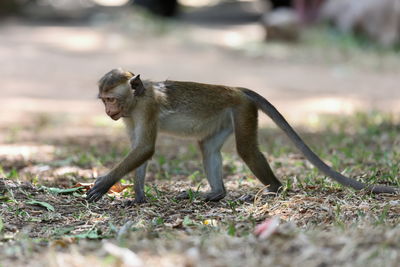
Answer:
[0,112,399,267]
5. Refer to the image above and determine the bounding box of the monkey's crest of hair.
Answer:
[98,68,135,92]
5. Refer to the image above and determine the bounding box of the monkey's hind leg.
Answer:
[176,126,233,201]
[124,162,148,206]
[233,105,282,192]
[200,126,234,201]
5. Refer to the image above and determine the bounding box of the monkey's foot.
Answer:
[265,182,283,193]
[259,184,282,199]
[123,197,146,207]
[203,190,226,201]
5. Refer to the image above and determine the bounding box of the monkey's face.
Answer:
[100,84,134,121]
[98,69,145,121]
[102,96,122,120]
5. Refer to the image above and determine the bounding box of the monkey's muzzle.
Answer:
[110,113,122,120]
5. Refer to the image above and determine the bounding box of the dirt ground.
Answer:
[0,4,400,267]
[1,5,400,128]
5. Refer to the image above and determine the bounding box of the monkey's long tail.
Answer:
[242,89,398,194]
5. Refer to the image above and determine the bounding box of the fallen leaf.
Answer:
[26,200,55,212]
[109,182,132,193]
[203,219,218,226]
[51,237,77,248]
[103,242,143,267]
[44,186,84,194]
[74,181,132,194]
[254,216,280,239]
[73,182,93,191]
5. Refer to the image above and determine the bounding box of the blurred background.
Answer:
[1,3,400,266]
[1,0,400,134]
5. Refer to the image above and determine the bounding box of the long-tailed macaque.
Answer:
[86,68,398,203]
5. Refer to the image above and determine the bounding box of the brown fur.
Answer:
[86,69,398,203]
[98,68,134,93]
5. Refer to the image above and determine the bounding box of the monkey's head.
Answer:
[98,68,145,120]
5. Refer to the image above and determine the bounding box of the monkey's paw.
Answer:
[203,190,226,202]
[86,176,113,202]
[123,197,147,207]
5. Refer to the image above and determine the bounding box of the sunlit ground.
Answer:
[1,110,399,266]
[1,2,400,265]
[1,12,400,129]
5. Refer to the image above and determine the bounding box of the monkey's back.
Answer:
[155,81,244,138]
[162,81,243,116]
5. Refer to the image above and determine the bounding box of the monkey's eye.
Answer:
[106,98,117,104]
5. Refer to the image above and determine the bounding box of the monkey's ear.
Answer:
[129,74,145,96]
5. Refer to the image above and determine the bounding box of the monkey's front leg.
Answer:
[86,174,116,202]
[86,147,154,202]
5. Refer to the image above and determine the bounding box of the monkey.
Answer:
[86,68,398,203]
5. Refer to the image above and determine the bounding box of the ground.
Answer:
[0,4,399,267]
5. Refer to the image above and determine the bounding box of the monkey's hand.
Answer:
[86,176,114,202]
